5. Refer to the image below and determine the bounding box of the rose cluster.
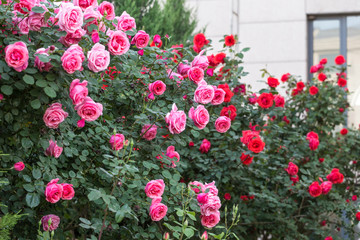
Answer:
[306,131,319,151]
[45,178,75,203]
[240,129,265,154]
[145,179,168,221]
[308,168,344,197]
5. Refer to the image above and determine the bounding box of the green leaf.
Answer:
[191,130,199,138]
[23,184,35,192]
[21,138,33,149]
[88,189,101,201]
[32,168,42,179]
[184,228,194,238]
[44,87,56,98]
[1,85,13,95]
[79,217,91,225]
[26,193,40,208]
[162,170,172,179]
[23,74,34,85]
[35,54,50,63]
[30,99,41,109]
[31,6,45,13]
[115,210,125,223]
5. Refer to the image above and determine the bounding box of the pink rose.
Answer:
[191,50,209,70]
[45,179,63,203]
[83,7,105,34]
[194,83,215,104]
[199,139,211,153]
[43,103,69,129]
[211,87,225,105]
[189,181,205,194]
[34,48,52,72]
[56,2,83,33]
[61,183,75,200]
[14,162,25,171]
[201,210,220,228]
[274,94,285,108]
[73,0,98,11]
[45,140,63,158]
[141,124,157,141]
[41,214,60,231]
[248,93,257,104]
[109,133,125,150]
[14,0,34,14]
[166,146,180,168]
[28,12,46,32]
[149,201,168,221]
[98,1,115,20]
[131,30,150,49]
[165,103,187,134]
[145,179,165,198]
[200,195,221,216]
[115,11,136,31]
[177,62,191,76]
[77,119,85,128]
[61,44,85,74]
[188,67,204,84]
[201,231,208,240]
[321,181,333,195]
[204,181,218,196]
[87,43,110,72]
[214,116,231,133]
[197,193,209,204]
[149,80,166,96]
[75,97,103,122]
[5,41,29,72]
[188,105,209,130]
[69,79,88,105]
[59,29,86,47]
[107,30,130,55]
[18,17,30,34]
[91,32,100,43]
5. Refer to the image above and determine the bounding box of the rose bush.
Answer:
[0,0,360,239]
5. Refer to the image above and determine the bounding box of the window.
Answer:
[308,15,360,127]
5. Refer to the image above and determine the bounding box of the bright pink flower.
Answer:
[107,30,130,55]
[56,2,83,33]
[77,119,85,128]
[194,82,215,104]
[14,0,35,14]
[335,55,345,65]
[166,146,180,167]
[69,79,88,105]
[98,1,115,20]
[188,67,204,84]
[197,193,209,204]
[274,94,285,107]
[199,139,211,153]
[45,179,63,203]
[43,103,68,129]
[131,30,150,49]
[73,0,97,11]
[211,87,225,105]
[115,11,136,31]
[188,105,209,130]
[201,210,220,228]
[177,62,191,76]
[189,181,204,193]
[149,198,168,221]
[61,44,85,74]
[145,180,165,199]
[91,32,100,43]
[200,195,221,216]
[141,124,157,141]
[308,181,322,197]
[165,104,186,134]
[214,116,231,133]
[87,43,110,72]
[138,49,144,56]
[61,183,75,200]
[149,80,166,96]
[191,50,209,70]
[321,181,332,195]
[109,133,125,151]
[75,97,103,122]
[45,140,63,158]
[201,231,208,240]
[5,41,28,72]
[14,162,25,171]
[204,181,219,196]
[60,29,86,47]
[34,48,52,72]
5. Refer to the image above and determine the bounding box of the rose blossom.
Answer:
[188,105,209,130]
[145,179,165,198]
[214,116,231,133]
[61,44,85,74]
[199,139,211,153]
[240,153,253,165]
[69,79,88,105]
[141,124,157,141]
[189,181,204,193]
[45,178,63,203]
[201,231,208,240]
[34,48,52,72]
[77,119,85,128]
[188,67,204,84]
[257,92,274,108]
[194,82,215,104]
[177,62,191,76]
[267,77,280,88]
[211,87,226,105]
[75,97,103,122]
[18,17,30,34]
[335,55,345,65]
[149,198,168,221]
[247,137,265,153]
[308,181,322,197]
[326,168,344,184]
[321,181,333,195]
[5,41,29,72]
[56,2,83,33]
[204,181,219,196]
[218,84,234,102]
[201,211,220,228]
[197,193,209,204]
[87,43,110,72]
[220,105,237,121]
[73,0,97,11]
[200,195,221,216]
[60,29,86,47]
[61,183,75,200]
[98,1,115,20]
[83,7,105,34]
[14,162,25,171]
[149,80,166,96]
[107,30,130,55]
[166,146,180,167]
[165,103,187,134]
[131,30,150,49]
[274,94,285,107]
[43,103,69,129]
[240,130,260,145]
[191,50,209,70]
[41,214,60,231]
[28,11,46,32]
[115,11,136,31]
[109,133,125,151]
[45,140,63,158]
[14,0,34,14]
[308,138,319,151]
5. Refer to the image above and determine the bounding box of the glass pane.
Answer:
[347,16,360,127]
[313,20,340,68]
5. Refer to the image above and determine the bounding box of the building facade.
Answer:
[186,0,360,127]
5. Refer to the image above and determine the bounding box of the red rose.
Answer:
[257,92,274,109]
[189,141,194,147]
[340,128,348,135]
[338,78,347,87]
[318,72,327,81]
[356,212,360,221]
[247,137,265,153]
[285,162,298,176]
[320,58,327,65]
[220,105,237,121]
[267,77,279,88]
[283,116,290,124]
[224,193,231,200]
[309,86,318,95]
[320,220,327,226]
[207,54,219,67]
[308,181,322,197]
[215,53,226,64]
[319,158,324,163]
[310,65,318,73]
[290,175,299,184]
[218,84,234,102]
[335,55,345,65]
[339,108,344,113]
[326,168,344,184]
[324,237,333,240]
[240,153,253,165]
[281,73,290,82]
[199,139,211,154]
[193,33,209,49]
[224,35,235,47]
[291,88,300,96]
[296,81,305,91]
[352,195,357,201]
[274,94,285,107]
